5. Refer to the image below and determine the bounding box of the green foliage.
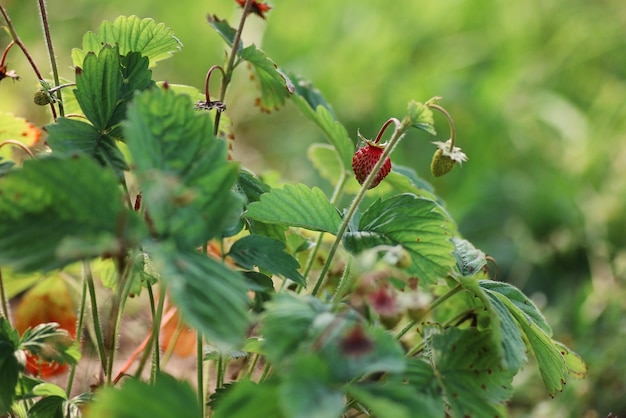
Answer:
[0,2,590,417]
[245,183,342,233]
[87,373,200,418]
[71,15,182,68]
[344,193,456,286]
[0,157,142,272]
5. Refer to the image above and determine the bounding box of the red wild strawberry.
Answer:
[235,0,272,19]
[352,142,391,189]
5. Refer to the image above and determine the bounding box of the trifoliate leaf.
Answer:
[0,157,144,273]
[72,16,182,68]
[245,183,342,234]
[19,323,80,368]
[344,194,455,286]
[87,373,200,418]
[240,45,294,113]
[124,87,242,246]
[228,235,305,286]
[147,245,250,349]
[431,328,514,418]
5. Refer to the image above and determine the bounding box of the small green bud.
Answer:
[430,148,456,177]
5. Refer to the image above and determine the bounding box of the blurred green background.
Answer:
[2,0,625,416]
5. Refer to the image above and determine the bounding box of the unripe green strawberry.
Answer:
[430,148,456,177]
[33,89,52,106]
[430,139,468,177]
[352,143,391,189]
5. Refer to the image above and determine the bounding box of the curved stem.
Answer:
[311,120,411,296]
[37,0,63,118]
[373,118,400,144]
[0,4,56,119]
[0,140,36,159]
[427,103,456,151]
[204,65,225,103]
[0,41,15,66]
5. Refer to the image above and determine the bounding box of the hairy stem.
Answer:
[0,4,57,119]
[427,103,456,151]
[66,273,88,396]
[84,261,108,376]
[0,268,9,321]
[311,119,408,296]
[37,0,63,117]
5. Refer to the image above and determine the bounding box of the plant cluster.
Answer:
[0,1,586,417]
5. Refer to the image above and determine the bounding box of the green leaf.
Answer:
[260,293,328,363]
[46,118,128,179]
[228,235,305,286]
[0,157,143,273]
[479,280,586,396]
[87,373,200,418]
[431,328,514,418]
[212,381,284,418]
[308,143,360,194]
[344,194,455,286]
[19,323,80,367]
[405,100,436,135]
[279,355,344,418]
[245,183,342,233]
[462,277,527,372]
[480,280,552,335]
[27,396,64,418]
[73,45,122,131]
[453,237,487,277]
[294,94,354,171]
[346,382,443,418]
[124,87,242,246]
[207,15,239,50]
[239,45,294,112]
[0,318,20,415]
[32,383,67,399]
[72,16,182,68]
[148,245,250,349]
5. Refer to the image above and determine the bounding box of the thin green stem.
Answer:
[427,103,456,151]
[0,268,10,321]
[65,273,88,396]
[311,119,408,296]
[258,362,272,382]
[0,3,57,119]
[84,261,108,375]
[244,352,260,380]
[296,171,349,294]
[134,284,157,379]
[331,257,353,302]
[213,0,253,134]
[395,283,464,340]
[216,354,225,388]
[37,0,63,117]
[150,288,167,383]
[197,331,205,417]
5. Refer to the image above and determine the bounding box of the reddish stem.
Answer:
[204,64,226,103]
[0,41,15,66]
[373,118,401,144]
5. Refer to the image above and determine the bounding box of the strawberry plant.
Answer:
[0,1,587,417]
